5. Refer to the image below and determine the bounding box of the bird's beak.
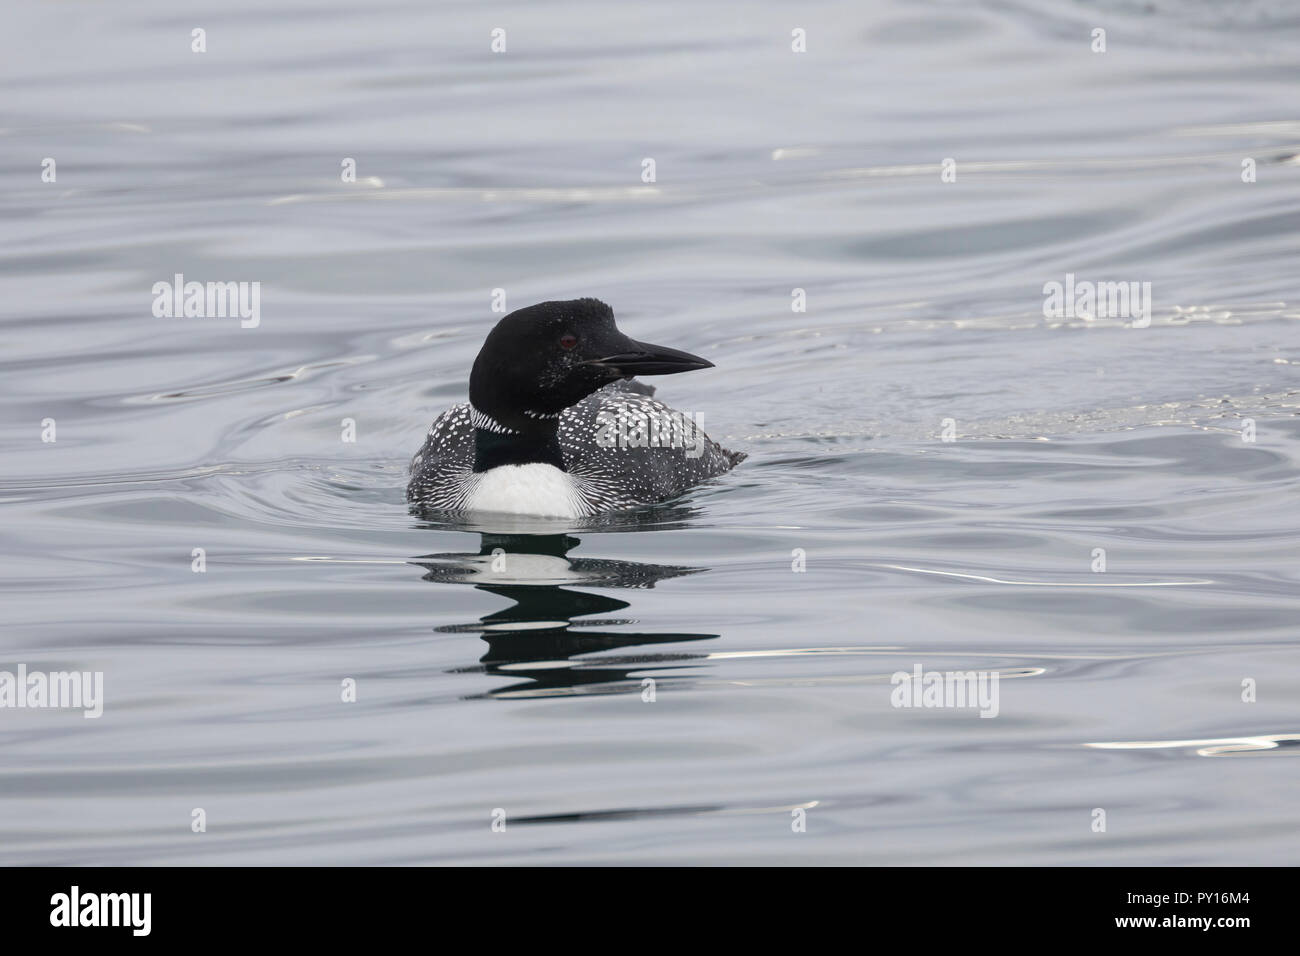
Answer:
[587,339,714,376]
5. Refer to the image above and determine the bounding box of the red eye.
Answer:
[559,334,578,349]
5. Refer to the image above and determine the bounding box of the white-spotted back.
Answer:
[406,385,745,515]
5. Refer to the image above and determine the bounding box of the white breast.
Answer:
[465,463,586,518]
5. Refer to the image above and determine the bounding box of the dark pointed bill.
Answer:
[588,340,714,376]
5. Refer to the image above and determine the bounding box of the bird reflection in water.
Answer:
[411,524,717,699]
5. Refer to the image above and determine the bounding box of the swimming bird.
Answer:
[406,298,744,517]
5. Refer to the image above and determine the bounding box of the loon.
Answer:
[406,298,745,517]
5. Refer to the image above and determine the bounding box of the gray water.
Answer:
[2,0,1298,865]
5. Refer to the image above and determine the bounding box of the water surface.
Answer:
[2,0,1298,864]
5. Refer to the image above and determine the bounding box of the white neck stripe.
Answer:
[469,405,519,435]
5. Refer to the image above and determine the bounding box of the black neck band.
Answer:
[473,426,566,473]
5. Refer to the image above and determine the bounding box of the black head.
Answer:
[468,298,713,432]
